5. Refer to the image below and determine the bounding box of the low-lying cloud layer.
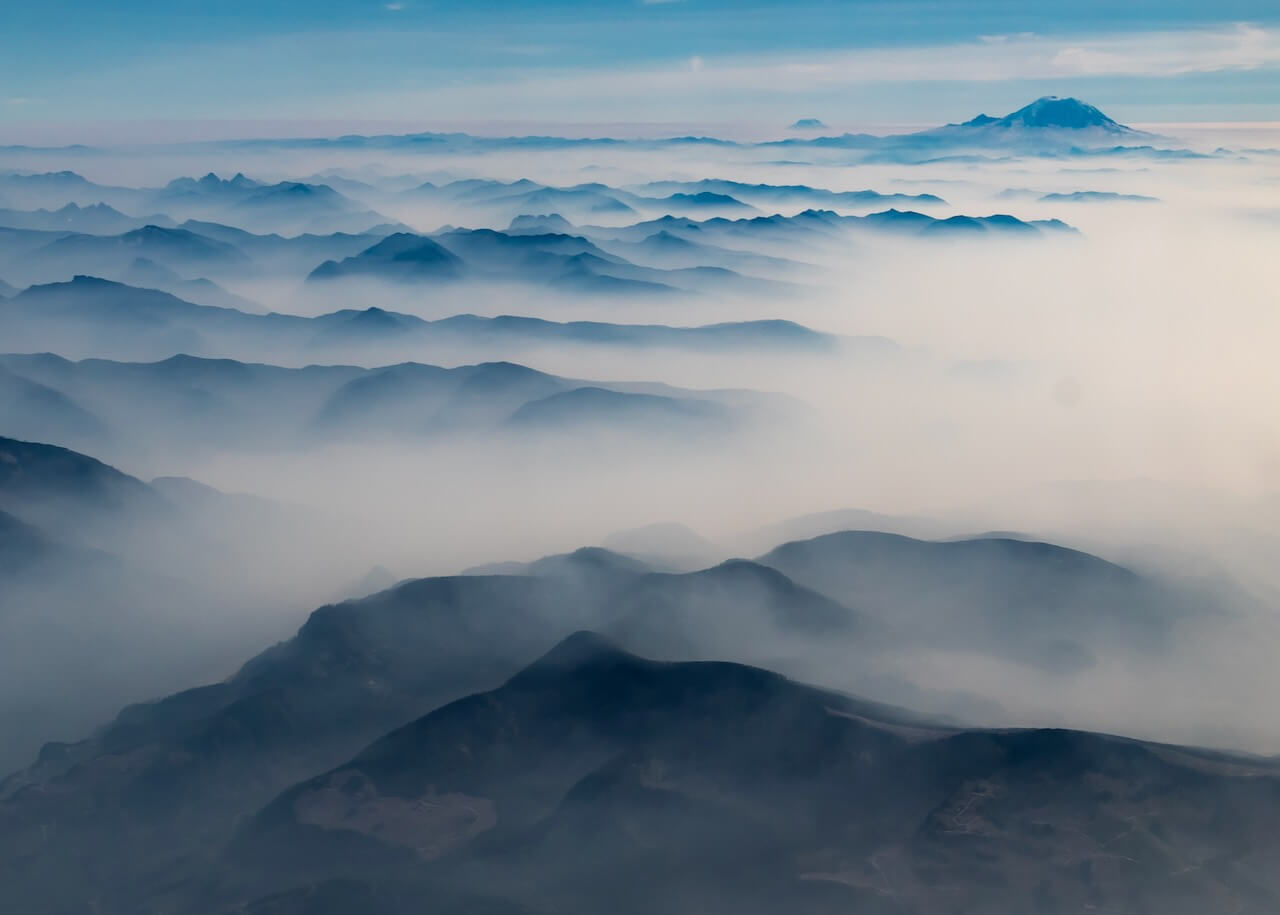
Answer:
[1,106,1278,773]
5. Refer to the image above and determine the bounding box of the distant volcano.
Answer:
[788,117,828,131]
[959,96,1131,132]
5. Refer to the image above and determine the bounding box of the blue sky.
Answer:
[3,1,1279,135]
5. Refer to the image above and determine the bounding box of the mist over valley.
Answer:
[2,24,1279,909]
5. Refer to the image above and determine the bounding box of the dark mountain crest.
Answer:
[662,191,744,204]
[456,359,560,393]
[53,273,124,289]
[642,229,696,247]
[335,305,414,326]
[0,434,172,518]
[512,630,635,679]
[126,224,188,239]
[362,232,459,259]
[47,201,122,215]
[507,213,575,233]
[526,546,651,577]
[4,169,93,185]
[308,231,464,281]
[76,224,251,259]
[165,171,261,191]
[437,226,604,249]
[12,276,235,317]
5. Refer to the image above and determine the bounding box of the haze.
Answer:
[2,6,1279,912]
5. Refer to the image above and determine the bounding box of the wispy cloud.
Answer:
[17,21,1277,125]
[330,23,1280,119]
[651,23,1280,87]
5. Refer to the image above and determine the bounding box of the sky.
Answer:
[3,0,1280,140]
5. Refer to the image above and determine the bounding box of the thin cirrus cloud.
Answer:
[4,20,1277,127]
[313,22,1279,120]
[580,23,1280,89]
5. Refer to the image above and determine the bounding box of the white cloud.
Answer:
[1045,24,1278,76]
[979,32,1037,44]
[330,22,1280,120]
[671,22,1280,87]
[26,19,1277,125]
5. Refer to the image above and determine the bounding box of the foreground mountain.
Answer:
[0,438,211,768]
[0,436,364,770]
[0,553,866,911]
[8,632,1279,914]
[225,635,1280,915]
[0,505,1246,914]
[0,434,172,541]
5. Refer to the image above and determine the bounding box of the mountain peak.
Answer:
[513,631,634,679]
[999,96,1123,130]
[66,274,125,288]
[946,97,1132,136]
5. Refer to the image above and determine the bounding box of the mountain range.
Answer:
[0,417,1265,914]
[0,349,784,458]
[0,436,268,770]
[0,171,392,235]
[0,276,854,364]
[0,91,1257,915]
[0,163,1079,305]
[4,619,1277,914]
[3,97,1191,163]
